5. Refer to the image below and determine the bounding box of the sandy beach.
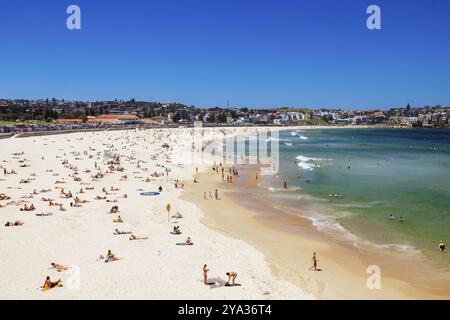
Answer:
[1,126,449,300]
[0,127,312,299]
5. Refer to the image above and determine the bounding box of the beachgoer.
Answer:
[50,262,68,272]
[203,264,209,285]
[226,272,237,286]
[309,252,318,271]
[41,276,62,291]
[439,241,446,253]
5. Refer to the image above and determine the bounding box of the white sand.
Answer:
[0,127,312,299]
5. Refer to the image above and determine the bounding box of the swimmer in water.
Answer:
[439,241,446,253]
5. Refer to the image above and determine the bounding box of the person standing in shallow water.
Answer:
[439,241,446,253]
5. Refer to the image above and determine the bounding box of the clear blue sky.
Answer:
[0,0,449,109]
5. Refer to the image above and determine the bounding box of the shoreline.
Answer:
[0,127,312,299]
[1,126,449,299]
[181,162,450,299]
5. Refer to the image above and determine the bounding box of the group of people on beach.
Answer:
[203,264,238,287]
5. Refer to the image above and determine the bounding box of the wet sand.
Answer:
[182,163,450,299]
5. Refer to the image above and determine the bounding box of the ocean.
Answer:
[254,128,450,267]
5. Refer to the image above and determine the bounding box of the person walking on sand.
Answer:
[309,252,318,271]
[203,264,209,285]
[215,189,218,200]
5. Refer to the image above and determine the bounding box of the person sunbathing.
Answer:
[20,204,35,211]
[113,216,124,223]
[0,193,11,200]
[172,212,183,219]
[41,276,63,291]
[5,220,24,227]
[129,234,149,240]
[75,197,88,204]
[50,263,68,272]
[185,237,194,245]
[36,213,53,217]
[171,226,182,235]
[114,229,132,235]
[106,250,120,262]
[95,195,107,200]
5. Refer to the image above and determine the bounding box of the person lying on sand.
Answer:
[172,212,183,219]
[114,228,132,235]
[20,204,35,211]
[113,216,124,223]
[171,226,182,235]
[110,206,119,213]
[129,235,149,240]
[225,272,237,286]
[41,276,63,291]
[0,193,11,200]
[74,197,88,204]
[50,263,68,272]
[95,195,107,200]
[5,220,24,227]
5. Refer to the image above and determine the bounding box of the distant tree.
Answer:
[218,114,227,123]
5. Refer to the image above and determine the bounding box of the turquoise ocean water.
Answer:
[256,128,450,267]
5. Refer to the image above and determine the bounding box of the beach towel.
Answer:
[140,192,160,196]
